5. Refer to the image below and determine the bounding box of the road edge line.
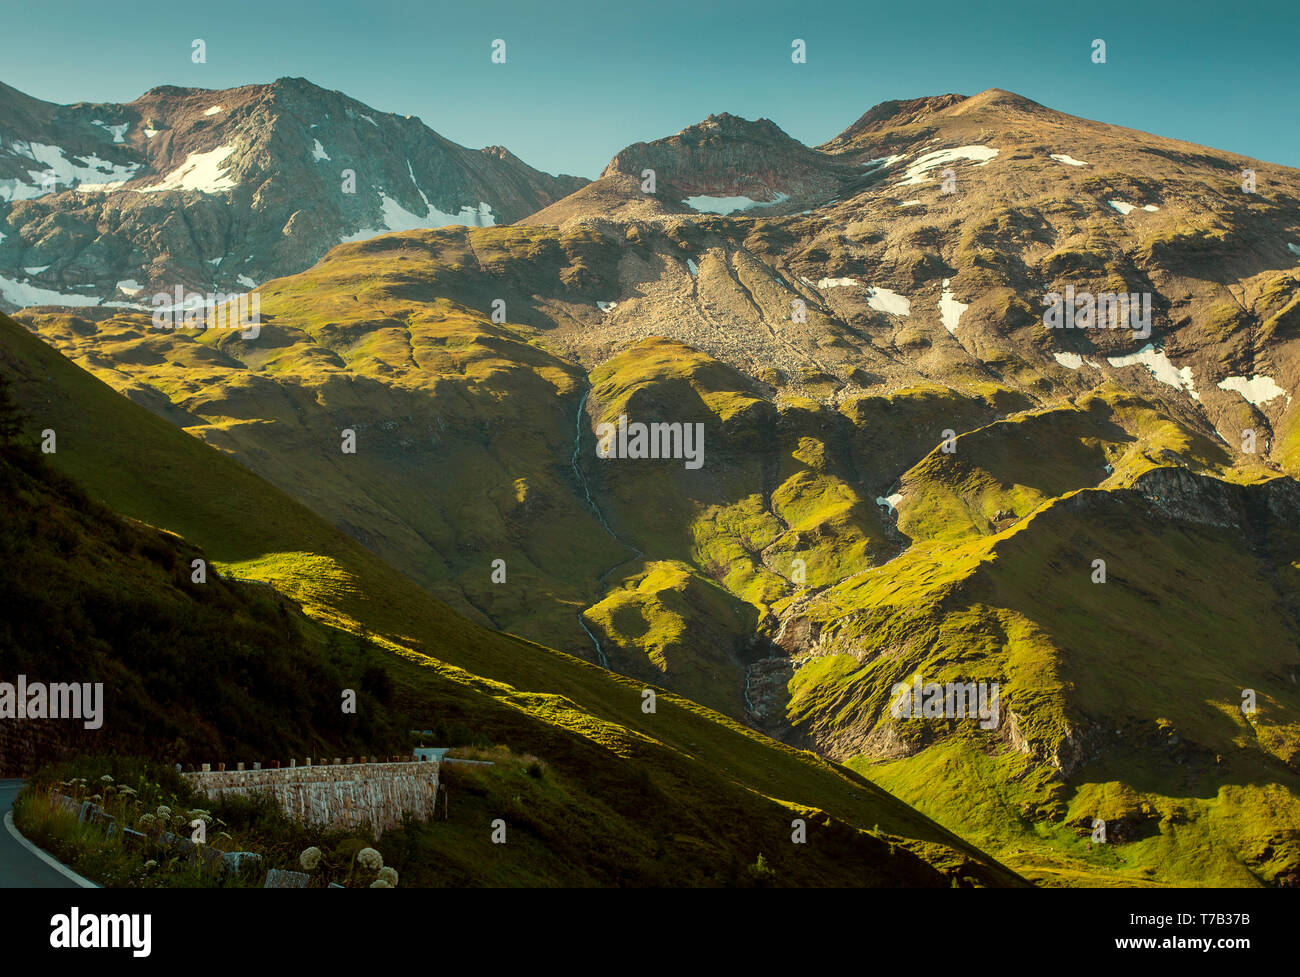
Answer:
[4,810,100,888]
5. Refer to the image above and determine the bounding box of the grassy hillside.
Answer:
[0,427,406,770]
[790,438,1300,885]
[0,310,1022,886]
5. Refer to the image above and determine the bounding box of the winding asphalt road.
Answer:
[0,779,87,888]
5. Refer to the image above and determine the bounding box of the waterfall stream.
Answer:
[570,388,643,669]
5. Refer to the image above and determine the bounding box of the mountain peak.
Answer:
[681,112,790,141]
[948,87,1050,116]
[822,88,1060,153]
[602,111,812,184]
[592,111,852,214]
[819,94,967,150]
[0,77,589,311]
[140,84,212,98]
[523,110,860,223]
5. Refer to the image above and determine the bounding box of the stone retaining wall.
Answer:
[183,761,440,839]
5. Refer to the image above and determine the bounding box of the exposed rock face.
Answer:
[1133,464,1300,532]
[772,613,820,655]
[0,77,587,311]
[1005,711,1107,781]
[744,655,795,731]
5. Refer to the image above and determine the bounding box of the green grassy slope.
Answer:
[790,437,1300,885]
[0,311,1022,886]
[0,437,405,769]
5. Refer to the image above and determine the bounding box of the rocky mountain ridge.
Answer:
[0,77,587,312]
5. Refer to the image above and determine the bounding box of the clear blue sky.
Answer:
[4,0,1297,178]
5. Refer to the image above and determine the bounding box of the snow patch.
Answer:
[863,154,905,171]
[1217,374,1290,407]
[1050,153,1089,167]
[23,265,49,275]
[0,140,140,199]
[867,286,910,316]
[939,279,967,334]
[1108,200,1136,215]
[686,258,698,276]
[359,114,379,127]
[899,199,922,207]
[1106,345,1199,400]
[312,139,330,162]
[1053,352,1097,370]
[144,128,160,139]
[237,274,257,288]
[897,145,999,187]
[116,279,144,296]
[1288,243,1300,258]
[1143,204,1159,212]
[875,493,903,512]
[597,301,617,313]
[138,145,238,194]
[406,160,433,211]
[0,273,103,308]
[92,120,129,143]
[681,192,789,215]
[814,277,910,314]
[340,191,496,242]
[203,105,224,116]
